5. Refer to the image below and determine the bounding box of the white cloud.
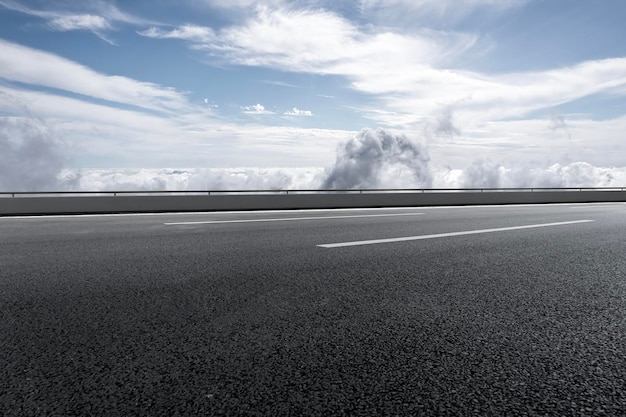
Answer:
[207,0,286,9]
[138,24,215,43]
[140,6,626,132]
[428,114,626,169]
[3,1,625,191]
[359,0,529,17]
[0,114,69,191]
[0,39,191,114]
[241,103,273,114]
[0,0,153,42]
[46,14,115,44]
[262,80,298,88]
[47,14,111,31]
[62,160,626,192]
[433,161,626,189]
[0,83,353,172]
[284,107,312,116]
[139,7,463,71]
[73,167,324,191]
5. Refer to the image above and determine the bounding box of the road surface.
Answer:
[1,203,626,416]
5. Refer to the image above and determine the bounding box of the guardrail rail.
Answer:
[2,187,625,215]
[2,187,625,197]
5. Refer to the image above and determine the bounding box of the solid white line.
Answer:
[317,219,594,248]
[164,212,425,225]
[570,203,626,209]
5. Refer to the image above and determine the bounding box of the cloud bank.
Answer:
[65,161,626,193]
[2,120,624,193]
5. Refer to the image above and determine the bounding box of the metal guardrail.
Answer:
[1,187,625,197]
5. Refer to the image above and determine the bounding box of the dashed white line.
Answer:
[164,212,425,225]
[317,219,594,248]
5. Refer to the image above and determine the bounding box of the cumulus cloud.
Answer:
[63,161,626,192]
[544,162,626,188]
[0,93,78,191]
[241,103,273,114]
[73,167,323,191]
[284,107,313,116]
[439,160,626,189]
[203,98,218,107]
[459,159,505,188]
[321,128,432,189]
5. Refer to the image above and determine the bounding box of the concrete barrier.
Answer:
[1,190,625,216]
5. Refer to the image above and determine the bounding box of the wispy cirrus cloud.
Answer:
[140,7,464,71]
[0,39,191,114]
[140,5,626,133]
[0,0,152,44]
[358,0,529,18]
[262,80,298,88]
[139,24,215,43]
[47,14,111,31]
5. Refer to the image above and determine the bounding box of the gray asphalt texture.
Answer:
[1,203,626,416]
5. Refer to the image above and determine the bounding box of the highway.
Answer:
[1,203,626,416]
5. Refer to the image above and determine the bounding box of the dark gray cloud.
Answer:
[321,128,432,189]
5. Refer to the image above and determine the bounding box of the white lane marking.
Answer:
[570,203,626,209]
[164,212,425,225]
[317,219,594,248]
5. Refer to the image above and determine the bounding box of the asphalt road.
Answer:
[1,203,626,416]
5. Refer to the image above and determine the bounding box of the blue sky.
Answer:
[1,0,625,187]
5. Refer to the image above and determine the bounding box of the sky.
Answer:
[1,0,626,191]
